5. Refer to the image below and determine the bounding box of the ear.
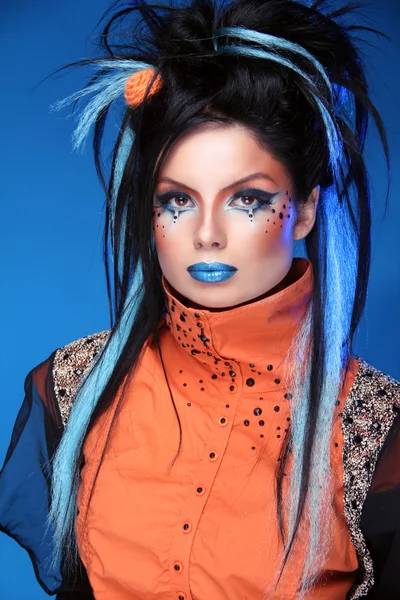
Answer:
[293,186,320,241]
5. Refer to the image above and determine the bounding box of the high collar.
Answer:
[162,258,313,386]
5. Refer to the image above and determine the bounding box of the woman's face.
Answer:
[153,124,318,309]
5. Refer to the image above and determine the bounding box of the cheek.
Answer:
[152,210,186,264]
[233,196,295,251]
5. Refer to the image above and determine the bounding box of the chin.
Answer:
[185,288,255,311]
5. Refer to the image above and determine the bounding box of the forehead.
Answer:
[157,123,291,190]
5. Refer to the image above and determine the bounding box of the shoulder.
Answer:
[52,330,110,426]
[342,356,400,453]
[345,357,400,418]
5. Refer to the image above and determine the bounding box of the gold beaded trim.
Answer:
[342,358,400,599]
[52,330,110,426]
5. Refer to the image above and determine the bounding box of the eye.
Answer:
[154,191,195,212]
[230,195,260,208]
[228,189,277,212]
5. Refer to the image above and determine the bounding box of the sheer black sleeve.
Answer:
[361,413,400,598]
[0,354,94,598]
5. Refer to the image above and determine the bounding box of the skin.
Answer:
[153,123,319,310]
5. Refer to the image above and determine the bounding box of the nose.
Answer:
[193,208,227,250]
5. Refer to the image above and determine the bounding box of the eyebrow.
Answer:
[157,172,278,195]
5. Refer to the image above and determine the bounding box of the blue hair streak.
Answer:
[51,59,152,150]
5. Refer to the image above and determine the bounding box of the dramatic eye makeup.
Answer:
[154,190,195,213]
[154,187,279,221]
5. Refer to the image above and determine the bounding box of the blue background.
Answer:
[0,0,399,597]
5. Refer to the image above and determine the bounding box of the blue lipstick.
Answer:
[187,262,238,283]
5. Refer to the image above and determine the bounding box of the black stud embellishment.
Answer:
[254,407,262,416]
[246,378,255,387]
[274,378,281,385]
[274,406,280,412]
[191,349,201,355]
[267,365,273,371]
[229,370,236,377]
[259,420,265,426]
[284,393,292,400]
[244,420,250,426]
[212,374,217,380]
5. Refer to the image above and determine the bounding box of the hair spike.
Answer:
[51,59,152,150]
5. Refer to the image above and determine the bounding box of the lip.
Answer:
[187,262,237,272]
[187,262,238,283]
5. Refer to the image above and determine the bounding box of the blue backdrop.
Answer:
[1,0,399,597]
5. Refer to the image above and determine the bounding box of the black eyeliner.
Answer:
[230,187,278,202]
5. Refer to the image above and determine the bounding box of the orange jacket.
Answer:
[75,258,359,599]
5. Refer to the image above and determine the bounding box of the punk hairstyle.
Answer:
[47,0,389,594]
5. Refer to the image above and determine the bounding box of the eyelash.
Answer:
[154,188,277,214]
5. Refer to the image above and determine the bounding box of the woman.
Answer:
[1,0,399,598]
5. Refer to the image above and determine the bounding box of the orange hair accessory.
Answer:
[124,68,163,107]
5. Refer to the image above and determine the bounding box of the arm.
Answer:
[361,414,400,599]
[0,352,94,598]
